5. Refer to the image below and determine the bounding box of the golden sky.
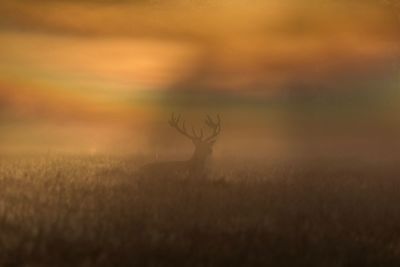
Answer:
[0,0,399,154]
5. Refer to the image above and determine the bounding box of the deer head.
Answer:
[169,113,221,161]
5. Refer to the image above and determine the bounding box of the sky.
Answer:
[0,0,399,158]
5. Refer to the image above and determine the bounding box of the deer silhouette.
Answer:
[138,114,221,180]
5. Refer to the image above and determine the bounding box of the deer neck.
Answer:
[189,150,208,169]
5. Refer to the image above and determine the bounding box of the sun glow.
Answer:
[0,0,399,155]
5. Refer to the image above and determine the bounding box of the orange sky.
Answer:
[1,0,398,92]
[0,0,399,154]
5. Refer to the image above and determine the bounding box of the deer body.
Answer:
[138,114,221,180]
[139,160,204,179]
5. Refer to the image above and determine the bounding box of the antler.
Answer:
[204,114,221,142]
[169,113,202,140]
[169,113,221,142]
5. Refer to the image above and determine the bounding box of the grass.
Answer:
[0,154,400,266]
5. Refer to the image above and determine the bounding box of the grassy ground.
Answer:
[0,155,400,266]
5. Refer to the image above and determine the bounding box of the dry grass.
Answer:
[0,155,400,266]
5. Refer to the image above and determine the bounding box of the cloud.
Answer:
[1,0,399,95]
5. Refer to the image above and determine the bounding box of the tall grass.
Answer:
[0,155,399,266]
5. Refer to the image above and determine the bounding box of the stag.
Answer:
[138,114,221,179]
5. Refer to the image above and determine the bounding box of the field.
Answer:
[1,155,400,266]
